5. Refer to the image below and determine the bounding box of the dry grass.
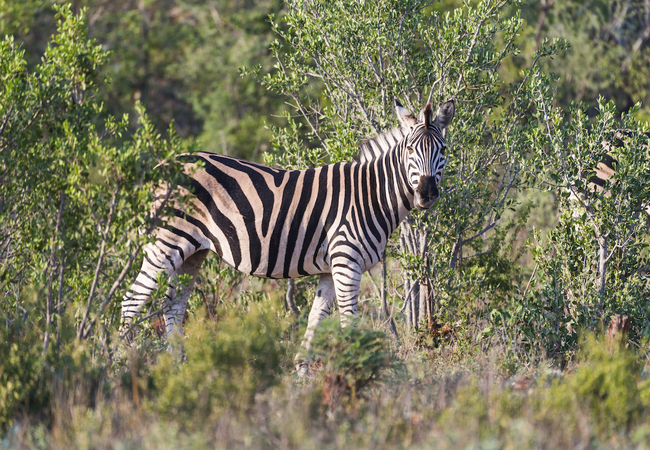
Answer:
[4,320,650,450]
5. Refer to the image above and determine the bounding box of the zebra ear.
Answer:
[433,100,455,130]
[395,98,418,128]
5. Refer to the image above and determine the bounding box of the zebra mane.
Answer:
[358,127,407,163]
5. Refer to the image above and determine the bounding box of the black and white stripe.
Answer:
[573,133,650,221]
[120,100,455,365]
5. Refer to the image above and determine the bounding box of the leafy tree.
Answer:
[522,93,650,354]
[248,0,559,335]
[0,5,187,355]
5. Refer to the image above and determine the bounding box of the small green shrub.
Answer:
[541,334,648,437]
[0,319,46,431]
[0,306,108,433]
[308,317,392,399]
[151,299,290,426]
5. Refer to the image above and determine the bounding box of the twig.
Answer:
[82,241,143,340]
[77,185,120,339]
[522,263,538,298]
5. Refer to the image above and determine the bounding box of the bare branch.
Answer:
[0,105,14,141]
[78,184,120,339]
[82,240,143,340]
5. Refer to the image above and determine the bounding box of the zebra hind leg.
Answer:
[295,273,336,376]
[163,249,209,338]
[120,241,183,343]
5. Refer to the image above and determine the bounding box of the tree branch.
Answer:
[77,184,120,339]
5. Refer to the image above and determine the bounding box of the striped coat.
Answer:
[573,133,650,221]
[120,100,455,367]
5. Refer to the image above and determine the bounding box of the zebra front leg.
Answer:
[163,250,208,337]
[331,259,362,328]
[295,273,336,375]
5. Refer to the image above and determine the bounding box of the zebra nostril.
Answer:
[417,176,438,199]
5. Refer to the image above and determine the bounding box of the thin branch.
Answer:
[43,192,65,354]
[398,286,413,314]
[461,250,494,261]
[344,81,380,135]
[461,221,498,247]
[273,50,329,151]
[455,10,491,93]
[522,263,538,298]
[77,184,120,339]
[0,105,14,141]
[82,240,143,340]
[55,254,66,350]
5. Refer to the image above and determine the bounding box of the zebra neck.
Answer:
[366,146,415,234]
[394,145,416,219]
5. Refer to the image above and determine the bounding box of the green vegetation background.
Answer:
[1,0,650,448]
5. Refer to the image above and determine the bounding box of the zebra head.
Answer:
[395,99,455,211]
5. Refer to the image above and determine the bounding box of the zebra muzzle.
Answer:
[414,176,439,210]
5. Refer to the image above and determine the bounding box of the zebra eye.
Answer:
[407,147,414,154]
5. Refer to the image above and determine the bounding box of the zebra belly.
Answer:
[218,231,331,279]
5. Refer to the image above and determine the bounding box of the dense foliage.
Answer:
[1,0,649,447]
[0,5,190,430]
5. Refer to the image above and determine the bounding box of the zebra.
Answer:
[120,99,455,368]
[572,133,650,221]
[568,133,650,283]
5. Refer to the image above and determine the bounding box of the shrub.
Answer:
[308,317,392,402]
[0,318,46,431]
[0,305,108,433]
[151,299,290,426]
[541,334,648,437]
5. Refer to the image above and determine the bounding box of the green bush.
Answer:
[0,318,46,431]
[541,334,649,437]
[308,318,392,399]
[151,299,290,426]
